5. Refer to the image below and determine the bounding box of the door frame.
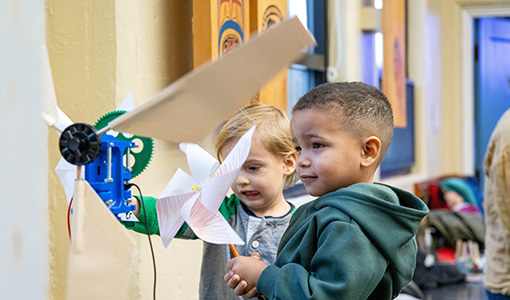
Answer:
[460,5,510,174]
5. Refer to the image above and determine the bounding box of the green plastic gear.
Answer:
[94,110,154,178]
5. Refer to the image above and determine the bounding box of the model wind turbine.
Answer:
[45,92,147,220]
[44,17,316,300]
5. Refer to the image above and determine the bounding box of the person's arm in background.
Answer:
[484,114,510,233]
[495,147,510,232]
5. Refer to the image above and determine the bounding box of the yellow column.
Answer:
[382,0,407,127]
[193,0,251,68]
[250,0,288,113]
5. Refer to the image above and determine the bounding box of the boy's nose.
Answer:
[297,155,310,168]
[235,171,249,185]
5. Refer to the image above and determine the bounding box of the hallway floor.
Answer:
[423,281,487,300]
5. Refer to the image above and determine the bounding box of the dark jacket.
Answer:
[257,183,429,300]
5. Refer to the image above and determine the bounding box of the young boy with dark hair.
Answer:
[225,81,429,300]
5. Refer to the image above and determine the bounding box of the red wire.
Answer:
[67,196,74,241]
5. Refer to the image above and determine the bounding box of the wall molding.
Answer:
[459,3,510,175]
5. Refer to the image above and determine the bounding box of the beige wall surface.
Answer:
[46,1,204,299]
[385,0,510,191]
[410,0,510,177]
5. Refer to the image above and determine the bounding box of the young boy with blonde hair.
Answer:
[225,82,429,300]
[127,103,298,300]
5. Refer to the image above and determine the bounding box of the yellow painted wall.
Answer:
[327,0,363,83]
[251,0,289,113]
[45,1,204,299]
[385,0,510,191]
[431,0,510,176]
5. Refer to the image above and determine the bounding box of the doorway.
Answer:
[474,17,510,186]
[459,5,510,188]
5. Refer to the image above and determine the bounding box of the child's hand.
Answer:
[225,252,267,296]
[130,197,141,216]
[224,272,258,297]
[224,252,260,296]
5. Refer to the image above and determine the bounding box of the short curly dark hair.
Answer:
[292,81,394,158]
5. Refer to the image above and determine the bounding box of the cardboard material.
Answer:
[65,180,137,300]
[107,17,316,143]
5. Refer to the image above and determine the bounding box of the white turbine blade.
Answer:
[106,93,135,137]
[41,46,58,128]
[53,108,73,136]
[55,158,82,203]
[41,45,75,135]
[179,143,219,184]
[108,17,316,142]
[117,92,134,112]
[41,45,74,134]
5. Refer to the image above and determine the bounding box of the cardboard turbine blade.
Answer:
[108,17,316,143]
[41,46,60,130]
[66,180,136,300]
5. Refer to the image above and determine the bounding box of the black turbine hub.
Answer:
[59,123,101,166]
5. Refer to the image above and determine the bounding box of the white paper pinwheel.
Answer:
[156,126,255,247]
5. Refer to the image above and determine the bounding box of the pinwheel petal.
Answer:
[212,125,255,178]
[156,191,197,248]
[179,143,219,183]
[200,171,239,211]
[160,168,198,198]
[183,198,244,245]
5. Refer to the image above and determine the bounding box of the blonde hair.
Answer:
[215,103,298,188]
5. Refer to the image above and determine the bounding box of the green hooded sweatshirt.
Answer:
[257,183,429,300]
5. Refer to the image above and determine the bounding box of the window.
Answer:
[287,0,327,114]
[284,0,327,198]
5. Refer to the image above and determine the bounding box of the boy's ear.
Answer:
[360,136,381,167]
[283,152,297,176]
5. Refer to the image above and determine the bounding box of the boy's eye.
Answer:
[312,143,323,149]
[294,146,302,152]
[248,166,259,171]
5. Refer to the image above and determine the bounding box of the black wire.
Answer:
[131,183,157,300]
